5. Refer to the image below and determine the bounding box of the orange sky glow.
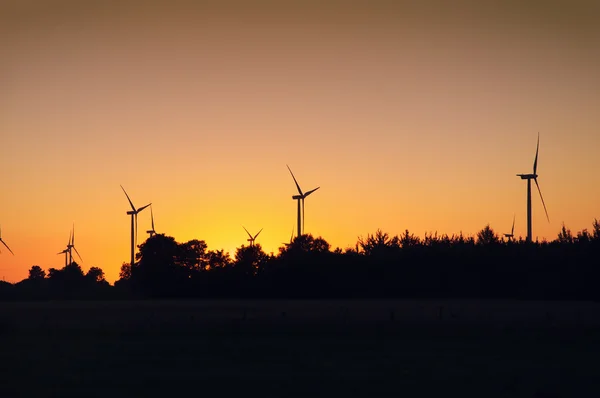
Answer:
[1,0,599,283]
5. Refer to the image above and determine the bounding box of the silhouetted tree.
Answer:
[557,223,574,244]
[399,229,421,248]
[358,229,400,255]
[476,224,500,245]
[134,234,183,296]
[28,265,46,280]
[119,263,131,280]
[234,244,269,277]
[207,249,232,270]
[592,219,600,240]
[86,267,107,284]
[179,239,209,273]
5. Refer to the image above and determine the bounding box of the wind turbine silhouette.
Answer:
[282,225,294,247]
[516,133,550,243]
[242,226,262,247]
[67,224,83,264]
[503,214,516,241]
[121,185,151,266]
[146,206,156,238]
[0,226,14,255]
[287,165,320,238]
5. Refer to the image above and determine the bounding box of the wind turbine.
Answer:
[0,226,14,255]
[287,165,320,237]
[282,226,294,247]
[503,214,516,241]
[516,132,550,243]
[121,185,151,266]
[146,206,156,238]
[67,223,83,264]
[242,226,263,247]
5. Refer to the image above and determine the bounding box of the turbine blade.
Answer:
[286,165,304,195]
[73,246,83,263]
[242,226,252,239]
[137,203,151,213]
[151,206,155,230]
[533,132,540,175]
[534,178,550,222]
[254,228,263,240]
[511,214,515,235]
[71,223,75,245]
[0,239,14,255]
[304,186,320,197]
[121,185,136,211]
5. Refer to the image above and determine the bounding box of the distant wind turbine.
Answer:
[66,224,83,264]
[0,225,14,255]
[516,132,550,243]
[146,206,156,238]
[282,225,294,247]
[287,165,320,237]
[503,214,516,241]
[121,185,151,266]
[242,226,262,247]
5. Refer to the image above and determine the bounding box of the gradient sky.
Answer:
[2,0,599,283]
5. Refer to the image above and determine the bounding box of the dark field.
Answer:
[2,300,600,397]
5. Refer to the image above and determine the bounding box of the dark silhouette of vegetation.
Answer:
[3,219,600,300]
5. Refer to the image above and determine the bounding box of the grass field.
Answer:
[2,299,600,397]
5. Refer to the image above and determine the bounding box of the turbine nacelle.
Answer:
[517,173,537,180]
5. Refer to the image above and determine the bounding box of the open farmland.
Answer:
[2,299,600,397]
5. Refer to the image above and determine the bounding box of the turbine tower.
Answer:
[287,165,320,237]
[57,230,70,266]
[67,223,83,264]
[242,226,263,247]
[503,214,516,241]
[146,206,156,238]
[121,185,151,266]
[0,226,14,255]
[516,133,549,243]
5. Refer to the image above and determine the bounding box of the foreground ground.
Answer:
[1,299,600,397]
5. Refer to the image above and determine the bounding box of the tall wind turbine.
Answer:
[121,185,151,266]
[503,214,516,241]
[287,165,320,237]
[516,132,550,243]
[0,226,14,255]
[242,226,262,247]
[146,206,156,238]
[67,223,83,264]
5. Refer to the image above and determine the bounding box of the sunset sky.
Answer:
[1,0,599,283]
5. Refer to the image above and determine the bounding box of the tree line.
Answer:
[1,220,599,301]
